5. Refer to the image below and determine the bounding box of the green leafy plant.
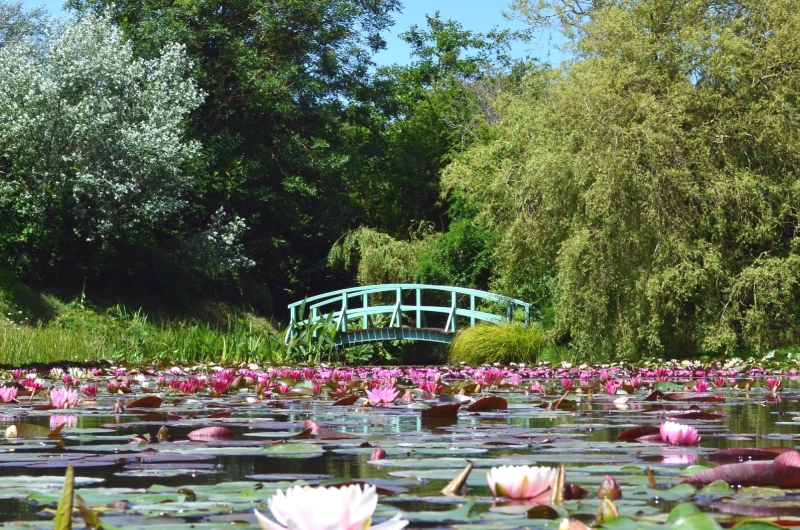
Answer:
[284,299,339,364]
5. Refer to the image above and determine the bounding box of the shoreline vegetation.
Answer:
[2,273,797,369]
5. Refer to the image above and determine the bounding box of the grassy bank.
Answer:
[0,273,285,366]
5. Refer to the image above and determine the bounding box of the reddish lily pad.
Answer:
[617,425,661,442]
[332,395,360,406]
[127,396,163,408]
[708,447,793,463]
[187,427,236,441]
[683,452,800,488]
[466,396,508,412]
[663,392,725,402]
[420,403,461,419]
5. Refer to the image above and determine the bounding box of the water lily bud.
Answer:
[369,448,387,461]
[596,475,622,500]
[304,420,321,434]
[401,390,414,403]
[596,498,619,523]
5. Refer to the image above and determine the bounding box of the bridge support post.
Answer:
[339,293,348,332]
[362,294,368,329]
[470,295,475,327]
[506,302,512,323]
[416,288,421,328]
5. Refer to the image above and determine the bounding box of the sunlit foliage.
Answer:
[447,0,800,358]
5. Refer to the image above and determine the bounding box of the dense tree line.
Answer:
[2,0,799,359]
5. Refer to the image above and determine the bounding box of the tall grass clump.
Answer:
[0,326,122,365]
[448,323,544,365]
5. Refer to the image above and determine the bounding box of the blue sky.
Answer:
[21,0,566,67]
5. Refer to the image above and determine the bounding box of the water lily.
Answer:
[486,465,557,500]
[254,484,408,530]
[365,386,400,405]
[50,388,79,409]
[693,379,708,392]
[660,421,701,446]
[766,378,783,393]
[603,380,617,396]
[81,384,97,398]
[0,386,17,403]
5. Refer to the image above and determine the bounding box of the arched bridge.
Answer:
[287,284,532,348]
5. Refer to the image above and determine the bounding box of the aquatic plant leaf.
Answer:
[332,395,359,406]
[644,390,665,401]
[438,394,471,403]
[654,382,685,392]
[682,460,800,488]
[527,505,559,519]
[5,423,60,439]
[466,397,508,412]
[707,447,792,463]
[420,403,460,418]
[402,499,476,523]
[127,396,163,408]
[671,512,724,530]
[441,460,473,495]
[75,494,104,529]
[53,465,74,530]
[245,473,332,481]
[667,503,700,523]
[730,522,787,530]
[663,393,725,403]
[187,427,235,441]
[617,426,660,442]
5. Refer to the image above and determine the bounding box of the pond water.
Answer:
[0,364,799,528]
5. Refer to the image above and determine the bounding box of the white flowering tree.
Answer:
[0,11,204,277]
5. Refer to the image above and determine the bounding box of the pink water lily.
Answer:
[660,421,701,446]
[0,386,17,403]
[50,388,79,409]
[365,386,400,405]
[766,378,783,393]
[486,465,557,500]
[254,484,408,530]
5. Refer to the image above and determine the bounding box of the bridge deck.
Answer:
[335,327,454,347]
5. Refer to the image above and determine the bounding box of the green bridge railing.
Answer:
[286,284,532,346]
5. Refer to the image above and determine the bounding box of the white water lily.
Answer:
[487,465,557,500]
[254,484,408,530]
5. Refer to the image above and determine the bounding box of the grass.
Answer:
[448,322,545,365]
[0,274,288,366]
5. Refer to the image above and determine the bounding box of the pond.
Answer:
[0,362,799,529]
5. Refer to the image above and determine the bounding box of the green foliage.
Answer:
[448,323,544,365]
[446,0,800,359]
[416,219,495,289]
[0,11,204,281]
[283,303,339,365]
[68,0,401,300]
[328,226,426,285]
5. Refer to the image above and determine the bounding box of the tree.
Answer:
[0,0,47,48]
[0,11,204,283]
[67,0,402,306]
[446,0,800,358]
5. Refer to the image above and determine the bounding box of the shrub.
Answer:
[448,323,544,365]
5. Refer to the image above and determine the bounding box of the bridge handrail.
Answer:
[288,283,530,311]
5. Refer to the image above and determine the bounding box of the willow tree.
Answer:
[445,0,800,358]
